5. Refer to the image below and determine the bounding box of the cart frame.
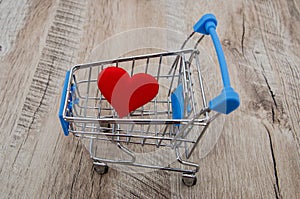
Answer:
[58,14,240,186]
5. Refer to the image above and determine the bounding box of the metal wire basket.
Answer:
[59,14,240,186]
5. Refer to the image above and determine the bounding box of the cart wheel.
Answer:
[182,174,197,186]
[93,164,109,175]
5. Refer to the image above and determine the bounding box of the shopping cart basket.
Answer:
[58,14,240,186]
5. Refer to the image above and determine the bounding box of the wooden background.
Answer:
[0,0,299,198]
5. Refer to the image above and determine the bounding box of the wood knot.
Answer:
[222,39,231,47]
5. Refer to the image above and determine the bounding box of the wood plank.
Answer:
[0,0,299,198]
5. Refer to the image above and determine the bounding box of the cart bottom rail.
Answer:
[92,146,199,187]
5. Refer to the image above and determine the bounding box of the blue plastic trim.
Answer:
[171,84,184,126]
[59,70,71,136]
[208,87,240,114]
[193,13,217,35]
[194,14,240,114]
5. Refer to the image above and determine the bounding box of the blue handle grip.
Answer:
[194,14,240,114]
[58,70,71,136]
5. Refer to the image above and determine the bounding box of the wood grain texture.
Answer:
[0,0,299,198]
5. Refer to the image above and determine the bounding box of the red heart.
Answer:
[98,67,159,118]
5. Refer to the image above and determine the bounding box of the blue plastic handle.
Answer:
[58,70,71,136]
[193,14,240,114]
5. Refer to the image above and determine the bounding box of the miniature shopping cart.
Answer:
[58,14,240,186]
